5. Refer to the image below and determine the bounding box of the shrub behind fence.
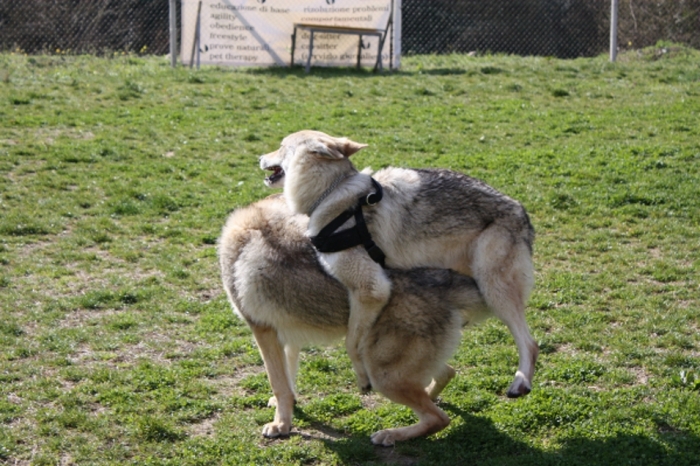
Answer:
[1,0,698,58]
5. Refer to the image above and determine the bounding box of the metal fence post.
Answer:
[169,0,177,67]
[190,1,202,69]
[610,0,618,62]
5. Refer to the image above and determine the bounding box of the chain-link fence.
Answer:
[402,0,700,57]
[0,0,173,55]
[402,0,608,58]
[1,0,699,58]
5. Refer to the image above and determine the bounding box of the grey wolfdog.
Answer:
[219,194,494,445]
[259,130,537,404]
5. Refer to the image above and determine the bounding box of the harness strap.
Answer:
[310,178,386,267]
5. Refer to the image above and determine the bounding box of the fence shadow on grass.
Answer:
[242,65,389,80]
[242,65,469,79]
[299,402,700,466]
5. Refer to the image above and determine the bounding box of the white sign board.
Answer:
[181,0,401,68]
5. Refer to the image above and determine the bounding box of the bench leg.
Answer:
[306,32,314,73]
[374,50,383,72]
[291,28,297,67]
[357,35,363,70]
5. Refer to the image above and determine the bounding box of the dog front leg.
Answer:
[249,323,295,438]
[320,250,392,393]
[345,262,392,393]
[346,297,374,393]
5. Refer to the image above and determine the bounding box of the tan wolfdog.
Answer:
[220,194,494,445]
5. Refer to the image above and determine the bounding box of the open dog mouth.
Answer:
[264,165,285,186]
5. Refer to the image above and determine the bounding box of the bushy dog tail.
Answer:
[520,207,536,255]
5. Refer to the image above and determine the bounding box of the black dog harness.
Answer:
[310,178,386,267]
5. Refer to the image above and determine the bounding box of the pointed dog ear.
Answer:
[339,138,368,157]
[309,137,368,159]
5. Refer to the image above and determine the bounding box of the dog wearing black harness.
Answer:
[260,130,538,443]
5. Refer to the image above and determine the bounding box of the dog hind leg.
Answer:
[249,324,296,437]
[267,343,301,408]
[485,281,538,398]
[370,385,451,446]
[501,310,538,397]
[285,343,301,397]
[472,228,538,398]
[425,363,456,401]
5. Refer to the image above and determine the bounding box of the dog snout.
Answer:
[259,150,277,168]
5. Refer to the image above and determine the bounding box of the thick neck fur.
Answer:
[283,157,374,236]
[284,157,360,217]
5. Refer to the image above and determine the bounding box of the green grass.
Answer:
[1,44,699,465]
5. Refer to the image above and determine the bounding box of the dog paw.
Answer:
[356,372,372,393]
[506,374,532,398]
[262,421,291,438]
[370,429,397,446]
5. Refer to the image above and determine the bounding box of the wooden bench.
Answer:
[291,23,387,73]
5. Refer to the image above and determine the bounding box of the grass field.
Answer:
[1,45,699,465]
